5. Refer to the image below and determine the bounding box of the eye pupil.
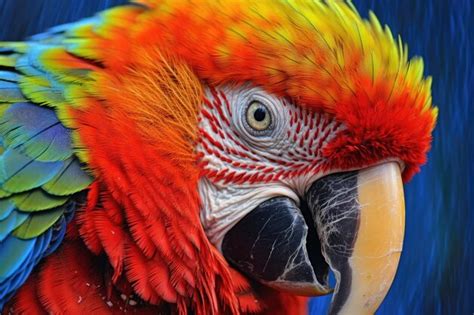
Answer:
[253,107,267,122]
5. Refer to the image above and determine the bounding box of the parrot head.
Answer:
[75,0,436,313]
[1,0,437,314]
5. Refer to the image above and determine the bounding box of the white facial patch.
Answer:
[199,178,299,250]
[197,84,344,250]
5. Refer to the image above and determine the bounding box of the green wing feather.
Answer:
[0,13,98,306]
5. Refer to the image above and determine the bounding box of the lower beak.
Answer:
[222,162,405,314]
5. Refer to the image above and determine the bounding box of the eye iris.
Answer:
[253,107,266,122]
[246,101,271,132]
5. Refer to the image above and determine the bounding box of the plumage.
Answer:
[0,188,11,199]
[11,190,68,212]
[0,199,15,220]
[0,210,28,241]
[0,81,26,103]
[0,102,73,162]
[0,236,36,281]
[0,1,437,314]
[0,148,63,193]
[0,42,92,310]
[0,71,19,83]
[0,230,52,309]
[42,158,93,196]
[13,206,64,238]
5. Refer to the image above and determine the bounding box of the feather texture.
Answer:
[0,148,62,193]
[42,158,93,196]
[0,0,437,314]
[0,211,28,242]
[13,206,64,238]
[11,190,68,212]
[0,237,36,282]
[0,102,73,162]
[0,82,25,103]
[0,26,93,308]
[0,199,15,220]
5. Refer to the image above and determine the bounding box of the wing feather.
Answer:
[0,13,98,308]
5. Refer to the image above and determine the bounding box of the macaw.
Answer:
[0,0,437,314]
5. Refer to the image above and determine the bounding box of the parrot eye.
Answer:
[246,101,272,131]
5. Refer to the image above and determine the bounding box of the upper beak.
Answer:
[222,162,405,314]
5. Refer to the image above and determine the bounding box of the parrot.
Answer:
[0,0,437,314]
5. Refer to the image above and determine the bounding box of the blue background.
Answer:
[1,1,472,314]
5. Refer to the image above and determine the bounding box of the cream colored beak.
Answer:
[307,162,405,314]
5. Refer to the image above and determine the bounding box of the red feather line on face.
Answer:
[198,87,341,185]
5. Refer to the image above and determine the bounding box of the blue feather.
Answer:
[0,2,109,309]
[15,54,44,78]
[0,210,28,242]
[0,199,15,221]
[0,237,36,281]
[42,215,66,256]
[15,45,51,76]
[0,230,52,309]
[0,71,19,83]
[11,229,51,286]
[0,102,72,162]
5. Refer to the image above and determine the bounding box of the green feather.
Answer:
[11,189,68,212]
[0,148,63,193]
[19,75,67,106]
[0,187,12,198]
[0,103,11,118]
[43,158,93,196]
[13,207,63,239]
[0,55,19,67]
[0,81,27,103]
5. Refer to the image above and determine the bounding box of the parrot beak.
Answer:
[222,162,405,314]
[307,162,405,314]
